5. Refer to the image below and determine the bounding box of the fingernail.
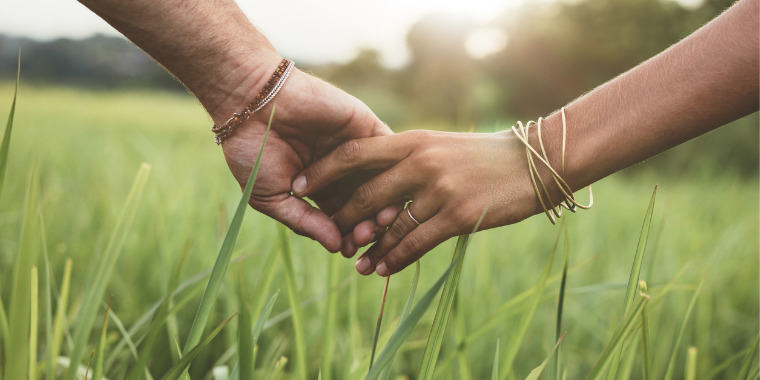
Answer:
[292,176,307,195]
[376,261,389,277]
[356,256,371,274]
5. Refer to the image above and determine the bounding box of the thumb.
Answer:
[253,194,343,253]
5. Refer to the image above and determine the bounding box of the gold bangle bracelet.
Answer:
[510,107,593,224]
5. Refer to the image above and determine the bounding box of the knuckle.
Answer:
[434,176,457,197]
[387,218,412,241]
[340,139,363,163]
[308,159,323,181]
[352,184,375,210]
[401,234,424,256]
[402,129,429,142]
[383,253,408,273]
[448,206,472,224]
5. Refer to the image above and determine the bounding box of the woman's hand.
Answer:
[221,68,397,254]
[292,130,551,276]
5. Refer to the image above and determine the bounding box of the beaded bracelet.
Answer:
[212,58,295,144]
[511,107,593,224]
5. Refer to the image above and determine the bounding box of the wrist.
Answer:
[198,51,283,125]
[503,111,584,219]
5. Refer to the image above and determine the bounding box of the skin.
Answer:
[294,0,759,276]
[77,0,397,254]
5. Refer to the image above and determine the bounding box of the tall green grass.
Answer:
[0,83,757,379]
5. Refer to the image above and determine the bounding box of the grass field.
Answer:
[0,83,758,379]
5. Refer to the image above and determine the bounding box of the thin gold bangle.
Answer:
[511,107,593,224]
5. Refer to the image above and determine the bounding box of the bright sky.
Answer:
[0,0,531,67]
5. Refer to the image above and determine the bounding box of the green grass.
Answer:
[0,83,757,379]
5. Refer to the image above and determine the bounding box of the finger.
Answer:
[375,214,455,276]
[332,166,419,232]
[292,135,412,197]
[254,194,342,253]
[340,234,358,258]
[351,203,402,247]
[352,219,379,247]
[354,202,436,275]
[376,203,404,227]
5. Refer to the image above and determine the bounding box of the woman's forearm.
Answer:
[77,0,281,123]
[538,0,758,191]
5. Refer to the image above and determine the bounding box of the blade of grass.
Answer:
[235,270,254,380]
[379,262,421,380]
[92,297,113,380]
[277,226,308,380]
[525,335,564,380]
[250,248,280,317]
[161,313,237,380]
[5,172,40,380]
[499,223,561,380]
[29,266,39,380]
[685,347,697,380]
[365,234,470,380]
[418,236,471,380]
[0,57,20,380]
[369,277,391,371]
[0,48,20,199]
[621,186,657,317]
[229,291,279,380]
[662,253,713,380]
[586,292,650,380]
[452,290,473,380]
[271,356,288,380]
[617,332,640,380]
[321,256,340,380]
[466,255,595,347]
[166,328,187,380]
[738,334,759,380]
[105,255,253,371]
[40,212,56,380]
[703,346,752,380]
[608,185,657,380]
[552,222,569,380]
[491,339,500,380]
[181,108,273,359]
[85,350,94,380]
[126,242,190,380]
[639,281,652,380]
[64,163,151,380]
[347,273,360,376]
[50,258,72,370]
[418,206,489,380]
[0,286,8,379]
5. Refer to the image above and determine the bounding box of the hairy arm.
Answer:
[78,0,395,253]
[76,0,279,124]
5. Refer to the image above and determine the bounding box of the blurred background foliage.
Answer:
[0,0,756,177]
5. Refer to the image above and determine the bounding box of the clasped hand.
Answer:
[222,68,545,277]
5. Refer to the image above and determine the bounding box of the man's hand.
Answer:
[221,68,394,253]
[76,0,400,253]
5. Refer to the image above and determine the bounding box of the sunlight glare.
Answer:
[466,28,508,59]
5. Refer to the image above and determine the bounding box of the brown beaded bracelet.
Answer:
[212,58,294,144]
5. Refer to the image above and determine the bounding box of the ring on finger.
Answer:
[407,206,421,225]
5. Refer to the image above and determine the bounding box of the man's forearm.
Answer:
[538,0,758,191]
[77,0,281,123]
